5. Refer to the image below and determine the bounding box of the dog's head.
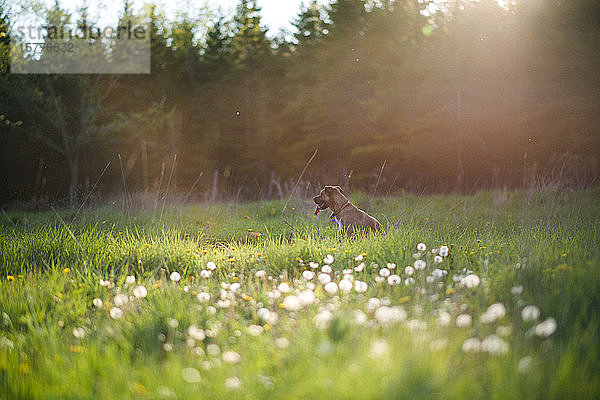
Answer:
[313,185,346,215]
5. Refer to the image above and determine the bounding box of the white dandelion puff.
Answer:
[125,275,135,285]
[456,314,472,328]
[323,254,334,265]
[462,337,481,353]
[181,367,201,383]
[404,266,414,276]
[206,261,217,271]
[339,279,353,293]
[417,243,427,251]
[170,271,181,282]
[387,274,401,285]
[187,325,205,341]
[439,245,449,257]
[109,307,123,320]
[324,281,338,295]
[379,268,391,278]
[222,350,242,364]
[534,318,557,337]
[521,305,541,322]
[354,280,368,293]
[133,285,147,299]
[302,270,315,280]
[92,298,103,308]
[318,273,332,285]
[255,270,267,278]
[461,274,480,288]
[113,294,129,307]
[414,260,427,270]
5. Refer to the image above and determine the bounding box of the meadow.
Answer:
[1,188,599,399]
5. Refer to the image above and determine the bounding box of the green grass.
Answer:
[1,188,599,399]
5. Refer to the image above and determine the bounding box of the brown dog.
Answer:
[313,185,383,235]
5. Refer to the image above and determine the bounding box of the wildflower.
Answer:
[534,318,557,337]
[434,255,443,263]
[404,266,414,276]
[248,325,264,336]
[99,279,111,287]
[480,303,506,324]
[63,268,70,274]
[181,367,201,383]
[481,334,509,355]
[518,356,532,373]
[323,254,334,265]
[521,305,541,322]
[321,265,332,274]
[354,262,365,272]
[511,285,524,295]
[414,260,426,270]
[72,327,86,339]
[461,274,480,288]
[188,325,205,341]
[206,261,217,271]
[283,295,302,311]
[302,270,315,280]
[275,337,290,349]
[342,273,354,281]
[379,268,391,278]
[309,262,319,269]
[225,376,241,390]
[339,279,353,293]
[170,271,181,282]
[355,254,364,261]
[456,314,472,328]
[109,307,124,320]
[196,292,210,302]
[222,350,242,364]
[298,289,316,305]
[370,339,389,358]
[437,311,452,327]
[439,245,449,257]
[113,294,129,307]
[6,275,14,281]
[168,318,179,329]
[366,297,382,313]
[387,263,396,270]
[354,280,368,293]
[318,273,331,285]
[125,275,135,285]
[133,285,147,299]
[374,306,407,325]
[278,282,291,293]
[462,337,481,353]
[200,270,212,279]
[417,243,427,251]
[387,275,401,285]
[324,281,338,295]
[255,270,266,278]
[314,310,333,329]
[230,283,241,293]
[92,298,103,308]
[257,308,278,325]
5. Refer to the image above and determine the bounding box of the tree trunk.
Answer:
[68,156,79,207]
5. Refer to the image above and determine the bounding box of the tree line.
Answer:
[1,0,599,206]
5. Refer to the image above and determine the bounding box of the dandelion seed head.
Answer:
[225,376,241,390]
[169,271,181,282]
[379,267,391,277]
[387,274,401,285]
[125,275,135,285]
[521,305,541,322]
[206,261,217,270]
[133,285,147,299]
[414,260,427,270]
[462,337,481,353]
[417,243,427,251]
[113,294,129,307]
[92,298,103,308]
[109,307,123,320]
[323,254,334,265]
[222,350,242,364]
[187,325,205,341]
[181,367,201,383]
[456,314,472,328]
[302,270,315,280]
[534,318,557,337]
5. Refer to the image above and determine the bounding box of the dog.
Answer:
[313,185,383,235]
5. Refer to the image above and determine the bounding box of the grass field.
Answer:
[1,188,599,399]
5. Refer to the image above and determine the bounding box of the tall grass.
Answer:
[0,188,599,399]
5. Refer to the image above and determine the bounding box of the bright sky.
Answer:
[16,0,331,37]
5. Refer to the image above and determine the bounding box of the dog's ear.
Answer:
[333,185,344,195]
